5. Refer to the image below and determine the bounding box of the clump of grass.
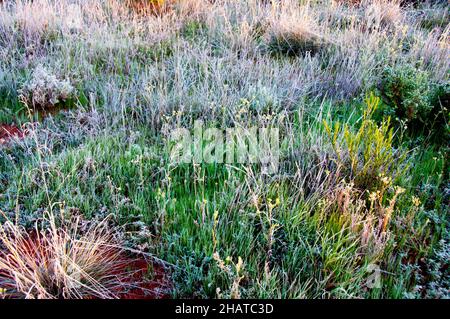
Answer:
[7,0,61,47]
[365,0,403,30]
[323,180,407,258]
[0,207,132,299]
[266,10,327,57]
[419,7,449,30]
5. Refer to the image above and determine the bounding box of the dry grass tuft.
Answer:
[266,7,327,57]
[0,209,132,299]
[365,0,403,29]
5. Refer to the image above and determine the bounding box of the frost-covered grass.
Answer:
[0,0,448,299]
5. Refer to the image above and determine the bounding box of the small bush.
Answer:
[380,64,432,123]
[428,82,450,137]
[18,65,75,110]
[421,238,450,299]
[380,64,449,141]
[324,93,406,191]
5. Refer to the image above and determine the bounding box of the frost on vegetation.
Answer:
[19,65,75,108]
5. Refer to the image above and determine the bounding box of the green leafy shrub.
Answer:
[403,238,450,299]
[429,82,449,120]
[324,93,406,191]
[380,64,432,123]
[380,64,449,141]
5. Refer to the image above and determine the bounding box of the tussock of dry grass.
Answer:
[0,209,130,299]
[365,0,403,29]
[265,7,328,57]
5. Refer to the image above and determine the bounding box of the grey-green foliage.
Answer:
[381,63,433,122]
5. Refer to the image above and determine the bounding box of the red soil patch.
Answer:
[0,231,172,299]
[114,255,172,299]
[0,124,25,145]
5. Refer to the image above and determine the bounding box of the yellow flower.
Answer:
[380,176,392,186]
[412,196,421,207]
[275,197,281,206]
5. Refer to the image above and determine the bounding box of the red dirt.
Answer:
[0,124,25,145]
[114,256,172,299]
[0,231,172,299]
